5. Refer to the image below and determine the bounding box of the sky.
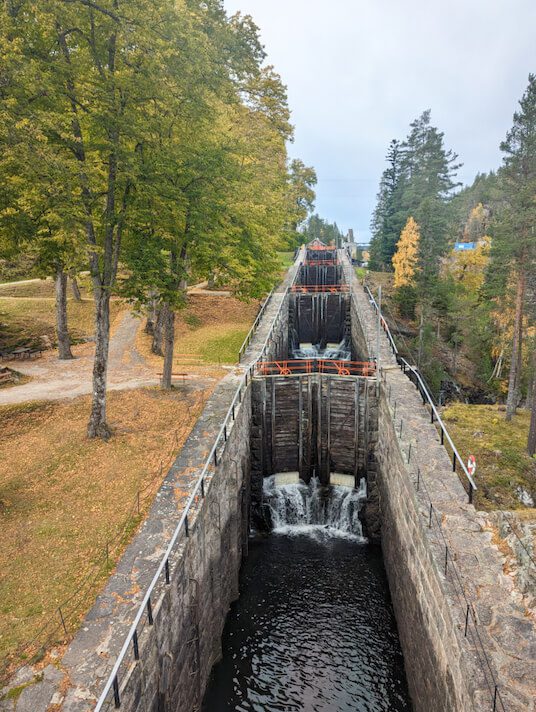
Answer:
[223,0,536,243]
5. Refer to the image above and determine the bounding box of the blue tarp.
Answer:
[454,242,476,251]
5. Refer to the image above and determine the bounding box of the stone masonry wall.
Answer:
[347,253,536,712]
[0,253,305,712]
[106,385,252,712]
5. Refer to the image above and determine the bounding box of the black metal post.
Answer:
[429,503,433,528]
[147,597,153,625]
[493,686,498,711]
[444,547,448,575]
[464,605,470,637]
[165,559,170,584]
[184,515,189,538]
[113,676,120,708]
[201,478,205,498]
[469,484,474,505]
[133,630,140,660]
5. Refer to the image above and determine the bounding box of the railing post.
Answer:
[165,559,170,584]
[493,686,498,711]
[133,630,140,660]
[146,597,153,625]
[452,452,457,472]
[469,483,474,505]
[113,675,120,709]
[184,515,189,538]
[429,504,433,528]
[464,605,470,637]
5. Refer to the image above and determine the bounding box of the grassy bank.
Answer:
[442,403,536,511]
[0,386,212,675]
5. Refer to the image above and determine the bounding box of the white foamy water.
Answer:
[262,475,367,541]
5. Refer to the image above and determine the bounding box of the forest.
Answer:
[0,0,316,438]
[368,80,536,457]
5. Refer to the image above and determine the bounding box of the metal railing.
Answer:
[255,359,376,378]
[290,284,350,293]
[238,288,274,362]
[397,357,477,502]
[94,364,255,710]
[363,283,477,502]
[386,382,506,712]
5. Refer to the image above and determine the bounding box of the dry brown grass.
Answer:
[0,296,124,352]
[0,385,212,673]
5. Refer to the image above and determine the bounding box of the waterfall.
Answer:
[262,476,367,541]
[291,339,351,360]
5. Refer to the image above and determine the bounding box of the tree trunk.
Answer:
[417,308,425,369]
[87,289,112,439]
[70,276,82,302]
[161,303,175,389]
[152,307,164,355]
[529,399,536,456]
[506,268,525,421]
[55,267,73,360]
[528,349,536,456]
[145,296,158,335]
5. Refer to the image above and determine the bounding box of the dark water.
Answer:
[202,532,412,712]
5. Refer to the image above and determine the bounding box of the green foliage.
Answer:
[301,214,343,245]
[370,111,461,277]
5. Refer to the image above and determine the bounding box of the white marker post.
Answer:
[467,455,476,477]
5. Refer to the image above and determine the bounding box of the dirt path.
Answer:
[0,312,159,405]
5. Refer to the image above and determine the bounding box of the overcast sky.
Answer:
[223,0,536,242]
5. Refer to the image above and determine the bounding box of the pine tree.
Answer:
[492,75,536,422]
[369,139,402,269]
[370,112,461,278]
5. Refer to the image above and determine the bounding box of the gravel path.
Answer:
[0,312,158,405]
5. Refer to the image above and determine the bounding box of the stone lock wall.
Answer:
[376,387,476,712]
[115,387,252,712]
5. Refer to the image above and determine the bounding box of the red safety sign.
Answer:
[467,455,476,476]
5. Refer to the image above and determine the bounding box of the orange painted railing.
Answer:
[255,359,376,377]
[307,245,335,251]
[290,284,350,293]
[302,259,340,266]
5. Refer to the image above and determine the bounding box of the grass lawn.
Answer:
[0,386,212,676]
[277,251,295,270]
[137,294,260,374]
[441,403,536,511]
[0,297,124,352]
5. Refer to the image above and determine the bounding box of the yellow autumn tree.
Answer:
[393,217,420,287]
[449,235,491,293]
